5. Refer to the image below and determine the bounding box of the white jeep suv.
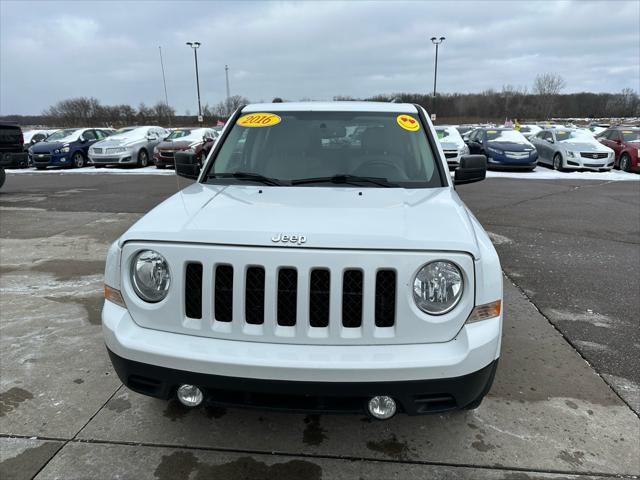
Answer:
[103,102,502,419]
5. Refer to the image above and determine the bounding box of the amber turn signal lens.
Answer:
[104,284,126,308]
[467,300,501,323]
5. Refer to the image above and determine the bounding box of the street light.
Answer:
[430,36,445,114]
[186,41,203,125]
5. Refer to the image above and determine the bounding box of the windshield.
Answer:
[167,128,206,142]
[436,127,463,143]
[485,129,528,143]
[555,130,596,142]
[45,129,79,142]
[110,126,146,139]
[206,111,442,188]
[114,127,135,136]
[621,130,640,142]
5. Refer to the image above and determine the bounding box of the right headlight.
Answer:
[131,250,171,302]
[413,261,464,315]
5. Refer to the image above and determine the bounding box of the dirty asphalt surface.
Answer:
[0,172,638,479]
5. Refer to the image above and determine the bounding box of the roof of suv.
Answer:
[242,101,418,113]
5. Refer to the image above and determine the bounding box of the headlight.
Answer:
[487,147,502,155]
[459,145,470,155]
[153,146,158,154]
[60,145,70,153]
[636,149,639,156]
[566,151,576,158]
[413,261,464,315]
[131,250,171,302]
[185,147,196,154]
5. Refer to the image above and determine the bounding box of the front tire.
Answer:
[137,149,149,168]
[553,153,563,171]
[620,154,631,172]
[72,151,86,168]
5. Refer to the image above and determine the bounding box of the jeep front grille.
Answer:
[184,264,396,330]
[214,265,233,322]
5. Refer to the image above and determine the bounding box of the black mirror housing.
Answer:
[175,151,200,180]
[454,154,487,185]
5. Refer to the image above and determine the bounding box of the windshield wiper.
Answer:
[291,174,398,187]
[207,171,283,186]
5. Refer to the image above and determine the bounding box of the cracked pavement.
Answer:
[0,172,638,479]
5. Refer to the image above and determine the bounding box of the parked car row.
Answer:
[436,124,639,173]
[1,124,221,170]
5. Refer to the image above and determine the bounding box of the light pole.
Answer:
[430,36,445,114]
[186,41,203,125]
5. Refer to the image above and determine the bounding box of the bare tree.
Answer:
[533,73,566,119]
[213,95,250,117]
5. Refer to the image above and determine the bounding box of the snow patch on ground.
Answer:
[486,168,639,181]
[487,231,513,245]
[7,166,174,175]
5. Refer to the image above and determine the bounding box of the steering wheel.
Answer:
[351,156,408,180]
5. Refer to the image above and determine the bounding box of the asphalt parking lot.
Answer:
[0,172,639,479]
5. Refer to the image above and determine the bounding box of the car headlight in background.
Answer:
[131,250,171,303]
[153,146,158,154]
[459,144,470,155]
[566,151,576,158]
[487,147,502,155]
[185,147,196,154]
[60,145,70,153]
[413,261,463,315]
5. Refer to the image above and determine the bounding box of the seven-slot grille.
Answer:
[185,263,397,329]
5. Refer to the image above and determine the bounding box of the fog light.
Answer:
[176,384,203,407]
[367,396,397,420]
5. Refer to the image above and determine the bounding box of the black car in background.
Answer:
[0,122,29,168]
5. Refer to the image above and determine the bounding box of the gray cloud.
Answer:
[1,0,638,114]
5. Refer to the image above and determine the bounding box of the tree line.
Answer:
[1,73,638,127]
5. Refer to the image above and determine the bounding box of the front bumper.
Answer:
[566,157,614,170]
[1,151,29,168]
[31,152,71,167]
[103,300,502,413]
[154,153,176,167]
[90,151,135,165]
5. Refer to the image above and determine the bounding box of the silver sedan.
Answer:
[89,126,168,168]
[530,128,614,171]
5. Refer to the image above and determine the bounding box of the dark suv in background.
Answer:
[0,122,29,168]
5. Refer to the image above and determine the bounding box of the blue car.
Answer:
[29,128,112,169]
[465,128,538,170]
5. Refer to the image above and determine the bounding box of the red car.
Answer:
[597,127,640,172]
[153,128,218,169]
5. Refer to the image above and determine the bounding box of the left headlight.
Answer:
[60,145,70,153]
[413,261,464,315]
[131,250,171,303]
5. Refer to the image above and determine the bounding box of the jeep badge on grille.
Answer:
[271,233,307,245]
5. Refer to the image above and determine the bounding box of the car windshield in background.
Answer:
[207,111,442,188]
[171,129,207,142]
[45,129,78,142]
[555,130,596,142]
[111,127,146,139]
[436,127,463,142]
[621,130,640,142]
[485,129,528,143]
[114,127,135,136]
[167,129,194,140]
[436,128,450,139]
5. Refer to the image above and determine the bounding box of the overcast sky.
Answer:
[1,0,639,115]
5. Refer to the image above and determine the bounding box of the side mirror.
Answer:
[146,134,157,141]
[454,155,487,185]
[175,151,200,180]
[80,136,87,143]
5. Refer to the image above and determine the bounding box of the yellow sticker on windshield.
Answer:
[237,113,281,127]
[396,115,420,131]
[486,130,498,134]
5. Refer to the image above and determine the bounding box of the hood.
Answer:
[487,140,532,151]
[120,184,480,256]
[31,141,65,153]
[156,140,194,151]
[95,136,143,148]
[560,141,609,151]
